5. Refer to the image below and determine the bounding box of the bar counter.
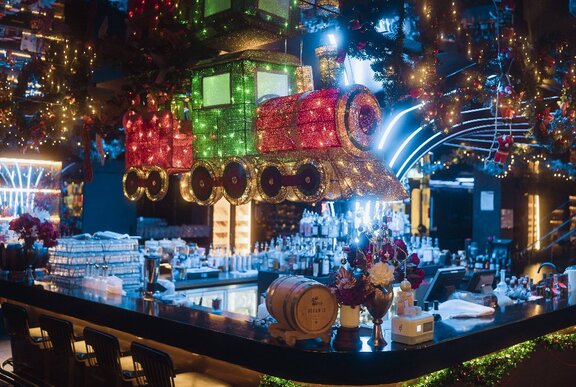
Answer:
[1,279,575,385]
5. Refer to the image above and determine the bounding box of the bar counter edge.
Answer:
[1,280,575,385]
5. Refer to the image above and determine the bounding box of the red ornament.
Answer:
[349,19,362,30]
[494,134,514,164]
[355,41,367,51]
[409,88,424,99]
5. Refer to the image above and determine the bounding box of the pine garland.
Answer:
[407,329,576,387]
[259,375,302,387]
[259,329,576,387]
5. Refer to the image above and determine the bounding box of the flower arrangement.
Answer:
[330,266,372,307]
[330,221,425,307]
[8,212,59,248]
[347,223,425,290]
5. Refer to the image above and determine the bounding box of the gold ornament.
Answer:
[221,157,255,206]
[296,65,314,93]
[179,172,195,203]
[315,45,344,88]
[335,85,382,157]
[256,160,290,204]
[122,167,146,201]
[184,160,223,206]
[144,166,169,202]
[292,158,329,203]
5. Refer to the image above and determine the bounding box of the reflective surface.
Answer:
[1,279,575,385]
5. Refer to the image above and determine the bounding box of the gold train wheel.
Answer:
[144,166,169,202]
[221,157,255,206]
[292,158,329,203]
[256,160,289,204]
[123,167,145,201]
[187,161,222,206]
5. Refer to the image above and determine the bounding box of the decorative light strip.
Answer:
[0,188,60,194]
[377,103,425,150]
[389,124,428,168]
[396,131,443,178]
[395,120,531,178]
[22,30,65,42]
[397,122,524,179]
[0,158,62,167]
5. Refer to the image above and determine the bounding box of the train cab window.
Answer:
[202,72,231,107]
[256,71,289,103]
[204,0,231,17]
[258,0,290,20]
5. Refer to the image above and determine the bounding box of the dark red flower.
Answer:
[379,244,394,261]
[394,239,408,261]
[409,253,420,266]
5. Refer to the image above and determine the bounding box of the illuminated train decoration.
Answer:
[122,51,407,205]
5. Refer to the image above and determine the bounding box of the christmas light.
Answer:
[179,0,300,51]
[190,51,298,160]
[256,85,381,157]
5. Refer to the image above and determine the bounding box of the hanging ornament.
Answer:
[494,134,515,165]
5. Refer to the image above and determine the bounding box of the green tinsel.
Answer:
[536,330,576,351]
[259,375,301,387]
[260,330,576,387]
[405,329,576,387]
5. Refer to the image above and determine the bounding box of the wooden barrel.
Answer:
[266,276,337,334]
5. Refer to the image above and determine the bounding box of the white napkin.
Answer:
[93,231,130,240]
[438,299,495,319]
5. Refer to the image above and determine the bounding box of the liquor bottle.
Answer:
[323,250,332,275]
[312,214,319,236]
[312,244,320,277]
[320,214,329,237]
[432,238,441,263]
[489,258,496,271]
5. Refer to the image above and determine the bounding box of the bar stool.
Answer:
[130,341,231,387]
[1,302,50,383]
[38,314,92,387]
[83,326,139,386]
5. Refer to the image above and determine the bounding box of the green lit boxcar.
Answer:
[190,50,299,159]
[180,50,299,205]
[175,0,300,52]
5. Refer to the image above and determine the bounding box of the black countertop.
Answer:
[1,280,575,385]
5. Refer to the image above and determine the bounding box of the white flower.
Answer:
[368,261,395,287]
